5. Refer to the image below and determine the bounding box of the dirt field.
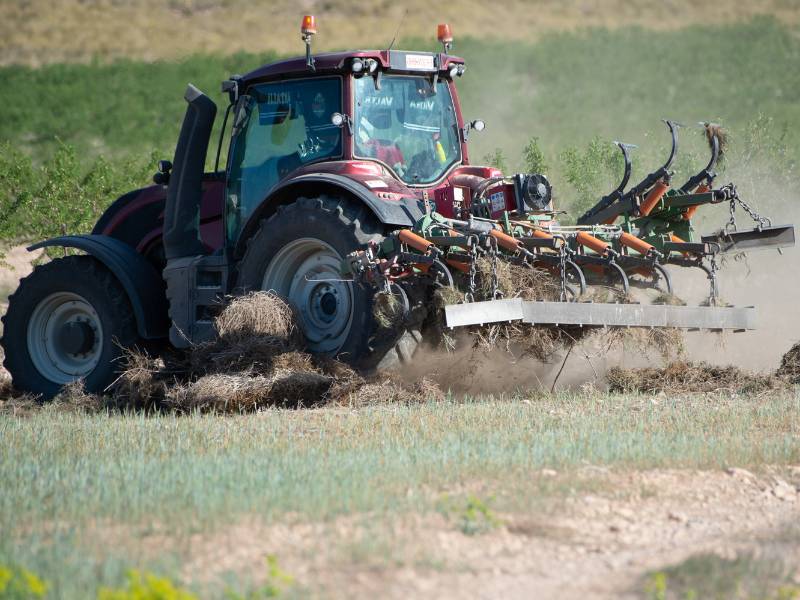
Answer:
[174,468,800,599]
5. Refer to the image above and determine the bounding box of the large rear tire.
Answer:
[1,255,138,399]
[236,195,421,370]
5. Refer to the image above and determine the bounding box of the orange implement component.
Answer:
[489,229,522,252]
[619,232,653,255]
[531,229,553,240]
[398,229,433,254]
[639,180,670,216]
[446,259,470,273]
[683,183,710,220]
[669,233,690,257]
[576,231,609,255]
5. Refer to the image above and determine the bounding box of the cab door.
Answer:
[224,77,344,245]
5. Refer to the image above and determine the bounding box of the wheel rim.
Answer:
[26,292,104,385]
[262,238,353,353]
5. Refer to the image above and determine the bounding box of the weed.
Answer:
[0,564,47,599]
[459,495,501,535]
[97,570,197,600]
[225,556,294,599]
[645,571,667,600]
[438,494,502,536]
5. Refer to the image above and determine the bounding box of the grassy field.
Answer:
[2,391,800,598]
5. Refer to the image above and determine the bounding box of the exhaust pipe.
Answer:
[163,84,217,260]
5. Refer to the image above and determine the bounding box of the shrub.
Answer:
[0,141,158,245]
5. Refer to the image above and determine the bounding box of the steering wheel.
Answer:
[406,150,438,182]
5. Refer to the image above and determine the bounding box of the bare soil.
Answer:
[123,467,800,599]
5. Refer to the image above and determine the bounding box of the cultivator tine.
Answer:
[577,141,635,225]
[680,122,722,194]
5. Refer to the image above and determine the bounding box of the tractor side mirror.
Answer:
[153,160,173,186]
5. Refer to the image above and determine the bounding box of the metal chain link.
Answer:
[707,252,719,306]
[558,247,568,302]
[724,183,771,232]
[466,235,478,303]
[489,237,501,299]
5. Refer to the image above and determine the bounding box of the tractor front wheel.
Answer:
[1,255,139,399]
[236,195,421,370]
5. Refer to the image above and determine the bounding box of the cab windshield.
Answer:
[353,75,461,185]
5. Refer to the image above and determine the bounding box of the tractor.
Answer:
[2,17,794,398]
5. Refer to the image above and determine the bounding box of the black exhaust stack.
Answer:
[163,84,217,260]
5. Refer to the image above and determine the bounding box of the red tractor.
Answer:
[2,18,792,398]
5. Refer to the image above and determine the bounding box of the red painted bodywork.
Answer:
[94,50,514,265]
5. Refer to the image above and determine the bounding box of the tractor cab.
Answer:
[223,48,468,244]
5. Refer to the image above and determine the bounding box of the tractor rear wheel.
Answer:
[236,195,421,370]
[1,255,138,399]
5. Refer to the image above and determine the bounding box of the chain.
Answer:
[724,183,771,232]
[489,237,502,299]
[707,252,719,306]
[726,193,737,232]
[466,235,478,303]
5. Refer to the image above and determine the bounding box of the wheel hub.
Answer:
[262,238,354,354]
[57,320,96,356]
[26,292,104,384]
[313,286,339,322]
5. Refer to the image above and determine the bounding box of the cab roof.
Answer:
[241,50,465,85]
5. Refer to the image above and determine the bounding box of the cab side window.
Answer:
[226,78,342,241]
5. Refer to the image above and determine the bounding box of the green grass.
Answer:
[2,391,799,597]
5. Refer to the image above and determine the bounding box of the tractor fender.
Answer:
[235,173,426,257]
[27,235,169,340]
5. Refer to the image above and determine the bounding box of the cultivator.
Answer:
[346,121,794,333]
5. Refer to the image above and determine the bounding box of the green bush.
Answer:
[559,137,625,216]
[0,141,158,244]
